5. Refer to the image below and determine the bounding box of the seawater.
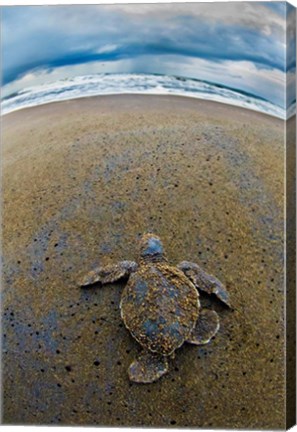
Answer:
[1,73,288,119]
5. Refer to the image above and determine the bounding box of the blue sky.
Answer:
[1,2,295,107]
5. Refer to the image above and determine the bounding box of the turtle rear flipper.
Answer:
[128,351,168,383]
[79,261,138,287]
[186,309,219,345]
[177,261,231,307]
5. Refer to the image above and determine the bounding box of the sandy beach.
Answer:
[2,95,286,427]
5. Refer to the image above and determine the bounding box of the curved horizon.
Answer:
[2,2,296,115]
[1,72,288,119]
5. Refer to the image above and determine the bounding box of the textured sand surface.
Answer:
[2,95,285,427]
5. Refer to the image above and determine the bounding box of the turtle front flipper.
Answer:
[128,351,169,383]
[186,309,219,345]
[177,261,231,307]
[79,261,138,287]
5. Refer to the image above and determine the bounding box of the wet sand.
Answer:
[2,95,285,428]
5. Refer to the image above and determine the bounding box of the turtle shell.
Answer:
[120,263,200,355]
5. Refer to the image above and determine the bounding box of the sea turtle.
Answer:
[79,233,231,383]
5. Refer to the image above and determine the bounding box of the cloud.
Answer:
[1,2,291,108]
[2,55,285,108]
[126,54,285,106]
[95,44,120,54]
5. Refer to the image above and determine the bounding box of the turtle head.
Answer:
[139,233,167,263]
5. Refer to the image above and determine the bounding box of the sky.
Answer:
[1,2,296,108]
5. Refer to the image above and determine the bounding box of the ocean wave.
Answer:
[1,73,287,119]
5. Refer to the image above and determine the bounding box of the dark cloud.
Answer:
[2,3,288,85]
[2,2,293,110]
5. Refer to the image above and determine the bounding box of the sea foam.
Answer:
[1,73,288,119]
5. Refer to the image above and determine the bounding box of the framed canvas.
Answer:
[1,1,296,430]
